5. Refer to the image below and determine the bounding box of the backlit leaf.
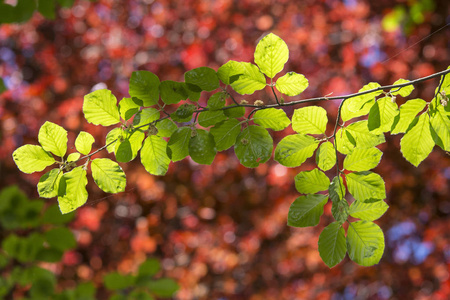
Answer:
[275,72,309,96]
[294,169,330,194]
[347,221,384,266]
[391,98,426,135]
[133,108,160,128]
[329,175,345,203]
[349,200,389,221]
[141,135,170,176]
[346,171,386,202]
[37,168,63,198]
[210,119,242,151]
[367,97,399,133]
[292,106,327,134]
[38,121,68,157]
[430,105,450,151]
[346,82,382,112]
[229,62,266,95]
[217,60,245,85]
[343,147,382,171]
[400,113,434,166]
[316,141,336,171]
[75,131,95,155]
[119,97,140,120]
[13,145,55,174]
[390,79,414,97]
[91,158,126,193]
[252,108,290,131]
[254,33,289,78]
[83,89,120,126]
[57,167,88,214]
[274,134,319,167]
[114,130,145,163]
[167,127,191,162]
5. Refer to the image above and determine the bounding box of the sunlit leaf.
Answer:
[114,130,145,163]
[83,89,120,126]
[391,98,426,135]
[57,167,88,214]
[346,82,382,112]
[252,108,290,131]
[349,200,389,221]
[329,175,346,203]
[254,33,289,78]
[167,127,191,162]
[13,145,55,174]
[75,131,95,155]
[160,81,188,104]
[343,147,382,171]
[274,134,319,167]
[119,97,140,121]
[275,72,309,96]
[390,79,414,97]
[367,97,399,133]
[217,60,245,85]
[430,105,450,151]
[400,113,434,166]
[37,168,63,198]
[210,119,242,151]
[347,221,384,266]
[292,106,327,134]
[294,169,330,194]
[331,200,349,224]
[316,141,336,171]
[229,62,266,95]
[346,171,386,203]
[38,121,68,157]
[91,158,126,193]
[141,135,170,176]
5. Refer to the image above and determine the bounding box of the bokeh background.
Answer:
[1,0,450,299]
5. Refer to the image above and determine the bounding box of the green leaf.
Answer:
[294,169,330,194]
[13,145,55,174]
[331,200,349,224]
[129,71,160,106]
[171,104,196,122]
[156,119,177,137]
[274,134,319,167]
[38,0,55,19]
[336,121,385,154]
[56,0,75,8]
[141,136,170,176]
[349,200,389,221]
[206,92,226,110]
[115,130,145,163]
[38,121,68,157]
[185,67,219,92]
[390,79,414,97]
[400,113,434,166]
[329,175,345,203]
[275,72,309,96]
[160,81,187,104]
[103,272,135,291]
[67,153,80,163]
[189,129,216,165]
[343,147,382,171]
[41,204,75,225]
[167,127,191,162]
[106,128,121,153]
[224,105,245,118]
[287,194,328,227]
[254,33,289,78]
[367,97,399,133]
[292,106,327,134]
[217,60,245,85]
[138,258,160,277]
[210,119,241,151]
[37,168,63,198]
[252,108,290,131]
[75,131,95,155]
[234,125,273,168]
[83,89,120,126]
[346,171,386,202]
[341,96,375,122]
[44,227,76,251]
[57,167,88,214]
[0,78,7,94]
[119,97,140,121]
[147,278,179,297]
[133,108,160,128]
[346,82,382,112]
[198,110,227,127]
[230,62,266,95]
[91,158,126,193]
[318,222,347,268]
[430,105,450,151]
[391,98,426,135]
[347,221,385,266]
[315,141,336,171]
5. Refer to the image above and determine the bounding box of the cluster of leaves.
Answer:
[0,0,92,23]
[0,186,178,299]
[12,33,450,267]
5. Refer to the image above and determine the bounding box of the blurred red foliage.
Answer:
[1,0,449,299]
